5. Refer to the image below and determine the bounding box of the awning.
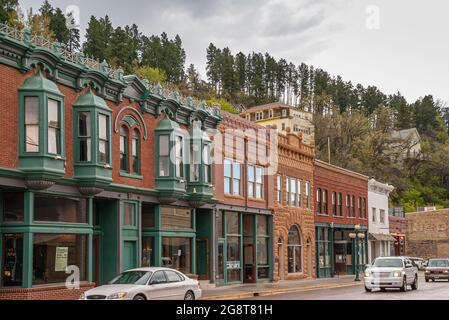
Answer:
[369,233,397,242]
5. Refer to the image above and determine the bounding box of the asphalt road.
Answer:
[246,275,449,300]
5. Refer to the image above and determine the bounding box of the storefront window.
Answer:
[3,192,24,222]
[161,207,192,230]
[257,215,268,236]
[142,203,155,228]
[227,236,241,282]
[288,226,302,273]
[33,234,87,285]
[243,215,253,236]
[123,202,135,227]
[162,237,191,274]
[318,228,330,269]
[34,195,87,224]
[141,237,155,267]
[257,238,268,266]
[2,234,23,287]
[226,211,239,234]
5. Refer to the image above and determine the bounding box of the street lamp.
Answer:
[349,224,365,281]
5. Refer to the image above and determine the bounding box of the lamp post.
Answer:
[349,224,365,281]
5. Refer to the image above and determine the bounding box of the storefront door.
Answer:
[196,238,208,280]
[217,240,225,284]
[334,242,347,275]
[243,244,255,283]
[123,241,137,272]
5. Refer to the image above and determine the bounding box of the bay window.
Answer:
[158,135,170,177]
[78,112,91,162]
[47,99,61,155]
[24,97,39,152]
[203,144,211,184]
[190,144,200,182]
[98,114,109,164]
[175,136,183,178]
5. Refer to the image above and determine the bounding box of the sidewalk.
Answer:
[201,275,362,300]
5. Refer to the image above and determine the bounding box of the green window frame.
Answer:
[120,125,129,172]
[175,136,184,179]
[98,113,110,165]
[158,135,170,177]
[78,111,91,162]
[47,98,61,155]
[132,129,140,175]
[203,143,212,184]
[24,96,40,153]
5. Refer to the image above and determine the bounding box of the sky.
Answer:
[18,0,449,104]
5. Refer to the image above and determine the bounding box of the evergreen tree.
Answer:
[50,7,70,44]
[186,64,200,91]
[83,15,113,61]
[234,52,247,93]
[66,11,80,51]
[0,0,18,24]
[206,43,220,93]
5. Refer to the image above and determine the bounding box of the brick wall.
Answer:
[406,209,449,259]
[389,215,406,234]
[0,283,95,300]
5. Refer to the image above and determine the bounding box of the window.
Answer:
[351,195,355,217]
[224,158,241,195]
[203,144,211,184]
[257,215,270,279]
[288,225,302,273]
[268,109,273,118]
[190,144,200,182]
[98,114,109,164]
[305,181,310,208]
[297,180,302,207]
[276,175,282,204]
[372,208,377,222]
[175,136,183,178]
[123,202,135,227]
[338,193,343,216]
[332,192,337,216]
[132,129,140,174]
[290,178,297,206]
[380,209,385,223]
[142,203,155,228]
[346,195,350,216]
[2,192,24,222]
[78,112,91,162]
[151,271,167,284]
[24,97,39,152]
[33,234,87,285]
[358,197,362,218]
[226,211,239,234]
[141,237,155,267]
[120,126,129,171]
[158,135,169,177]
[323,190,328,215]
[248,165,263,199]
[2,234,23,287]
[316,188,322,214]
[362,198,367,218]
[161,207,192,230]
[34,194,87,224]
[281,123,286,131]
[162,237,191,274]
[282,109,287,117]
[165,270,182,283]
[47,99,61,155]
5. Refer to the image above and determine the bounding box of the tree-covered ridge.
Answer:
[2,1,449,211]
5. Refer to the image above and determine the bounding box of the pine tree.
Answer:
[0,0,18,24]
[83,15,113,61]
[206,43,220,94]
[186,64,200,91]
[66,11,80,51]
[234,52,247,94]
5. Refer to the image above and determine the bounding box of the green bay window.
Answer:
[24,97,39,153]
[47,99,61,155]
[158,135,170,177]
[190,143,200,182]
[175,136,184,179]
[203,144,212,184]
[98,114,109,164]
[78,112,91,162]
[120,126,129,171]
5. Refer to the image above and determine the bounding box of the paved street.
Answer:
[246,275,449,300]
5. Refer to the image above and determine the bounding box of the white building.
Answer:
[368,179,395,263]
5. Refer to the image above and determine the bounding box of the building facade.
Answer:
[273,128,315,281]
[240,103,315,145]
[367,179,395,263]
[389,210,406,256]
[0,25,222,299]
[314,160,369,278]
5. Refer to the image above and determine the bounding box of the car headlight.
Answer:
[425,270,430,273]
[444,270,449,274]
[364,271,371,277]
[79,293,86,300]
[107,292,127,300]
[393,271,402,277]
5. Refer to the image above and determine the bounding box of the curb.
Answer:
[202,281,362,300]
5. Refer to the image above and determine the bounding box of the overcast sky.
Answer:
[19,0,449,104]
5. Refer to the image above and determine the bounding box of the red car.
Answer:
[425,259,449,282]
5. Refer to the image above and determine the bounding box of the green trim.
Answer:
[22,232,33,288]
[119,172,143,180]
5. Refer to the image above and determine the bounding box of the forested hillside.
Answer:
[2,0,449,211]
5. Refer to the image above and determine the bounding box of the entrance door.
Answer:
[243,244,255,283]
[93,235,100,286]
[334,242,347,275]
[123,241,137,272]
[196,238,209,280]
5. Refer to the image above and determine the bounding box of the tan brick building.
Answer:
[406,209,449,259]
[273,128,315,280]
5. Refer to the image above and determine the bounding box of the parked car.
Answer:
[364,257,418,292]
[409,257,426,270]
[80,267,201,300]
[425,259,449,282]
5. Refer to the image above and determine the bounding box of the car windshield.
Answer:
[110,271,152,285]
[428,260,449,268]
[373,258,403,268]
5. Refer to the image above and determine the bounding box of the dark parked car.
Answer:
[425,259,449,282]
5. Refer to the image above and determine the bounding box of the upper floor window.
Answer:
[132,129,140,174]
[298,179,302,207]
[316,188,322,213]
[338,193,343,216]
[351,195,355,217]
[203,144,212,184]
[323,190,328,215]
[380,209,385,223]
[224,158,241,195]
[372,207,377,222]
[358,197,362,218]
[332,192,337,216]
[248,165,263,199]
[47,99,61,155]
[190,144,200,182]
[175,136,183,178]
[305,181,310,209]
[268,109,273,118]
[289,178,297,207]
[78,112,91,162]
[120,126,129,171]
[282,109,287,117]
[25,97,39,152]
[346,195,350,216]
[158,135,170,177]
[277,175,282,204]
[98,114,109,164]
[362,198,367,219]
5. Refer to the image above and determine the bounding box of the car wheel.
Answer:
[432,279,435,282]
[380,288,386,292]
[133,294,146,300]
[400,277,407,292]
[364,286,372,293]
[184,291,195,300]
[411,275,418,290]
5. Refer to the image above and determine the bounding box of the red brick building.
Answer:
[389,212,406,256]
[314,160,369,278]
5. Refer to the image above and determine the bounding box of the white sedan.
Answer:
[80,267,201,300]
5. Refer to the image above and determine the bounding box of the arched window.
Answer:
[120,126,128,171]
[288,225,302,273]
[132,129,140,174]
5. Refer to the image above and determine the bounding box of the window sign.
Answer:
[54,247,69,272]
